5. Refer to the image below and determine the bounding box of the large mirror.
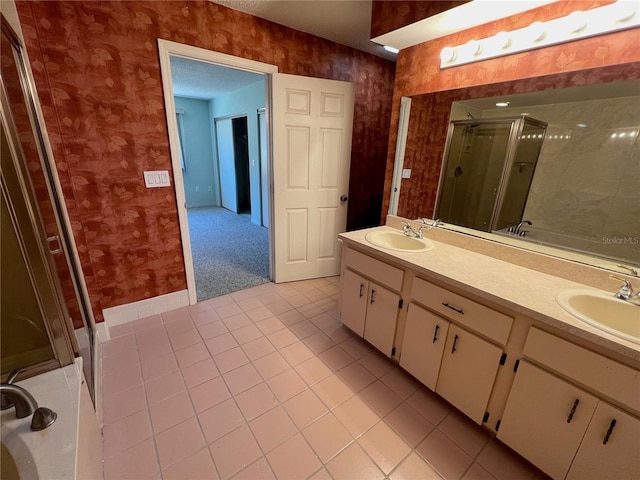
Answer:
[396,65,639,271]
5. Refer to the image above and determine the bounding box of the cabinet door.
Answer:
[400,303,449,390]
[363,281,399,357]
[497,361,598,480]
[341,269,368,336]
[435,324,503,424]
[567,401,640,480]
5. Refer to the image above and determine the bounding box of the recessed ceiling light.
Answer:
[496,102,510,107]
[576,123,587,128]
[383,45,399,54]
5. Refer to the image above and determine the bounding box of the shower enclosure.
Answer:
[435,116,547,232]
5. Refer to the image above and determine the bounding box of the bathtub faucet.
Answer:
[514,220,532,236]
[0,383,57,431]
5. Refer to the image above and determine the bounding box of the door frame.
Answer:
[157,39,278,304]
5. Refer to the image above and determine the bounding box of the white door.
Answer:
[272,73,354,283]
[258,109,269,228]
[215,118,237,212]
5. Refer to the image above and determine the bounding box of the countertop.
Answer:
[339,226,640,363]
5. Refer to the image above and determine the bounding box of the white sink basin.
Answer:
[556,289,640,344]
[365,230,433,252]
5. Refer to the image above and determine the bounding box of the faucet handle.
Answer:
[609,275,633,300]
[616,264,638,276]
[1,368,21,410]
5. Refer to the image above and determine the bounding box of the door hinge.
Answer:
[482,412,490,423]
[513,359,520,372]
[391,346,396,356]
[495,420,501,431]
[499,353,507,365]
[398,299,403,309]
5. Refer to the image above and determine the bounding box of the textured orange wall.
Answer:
[382,0,640,219]
[15,0,395,321]
[370,1,469,38]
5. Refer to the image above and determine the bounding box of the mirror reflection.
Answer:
[402,78,640,267]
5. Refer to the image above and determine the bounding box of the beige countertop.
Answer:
[339,225,640,363]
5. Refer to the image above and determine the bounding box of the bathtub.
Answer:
[0,360,99,480]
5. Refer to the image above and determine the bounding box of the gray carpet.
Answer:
[187,206,270,302]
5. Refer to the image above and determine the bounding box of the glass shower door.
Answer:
[436,120,514,231]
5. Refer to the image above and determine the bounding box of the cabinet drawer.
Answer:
[344,247,403,291]
[524,328,640,414]
[411,277,513,345]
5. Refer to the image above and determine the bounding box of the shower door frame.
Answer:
[434,115,547,232]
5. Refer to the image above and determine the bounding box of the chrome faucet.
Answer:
[0,383,57,431]
[514,220,532,236]
[609,275,640,306]
[403,222,423,238]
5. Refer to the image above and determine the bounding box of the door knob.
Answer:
[340,195,348,202]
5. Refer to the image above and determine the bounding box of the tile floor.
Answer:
[101,276,549,480]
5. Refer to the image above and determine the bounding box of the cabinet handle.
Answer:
[442,302,464,315]
[451,334,459,353]
[359,283,364,298]
[603,419,617,445]
[370,289,376,304]
[566,399,580,423]
[432,325,440,343]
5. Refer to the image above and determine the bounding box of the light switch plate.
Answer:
[402,169,411,179]
[144,170,171,188]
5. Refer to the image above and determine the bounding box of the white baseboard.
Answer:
[101,289,190,337]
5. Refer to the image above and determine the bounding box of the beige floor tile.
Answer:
[190,376,231,413]
[276,308,306,326]
[288,319,320,339]
[237,297,263,312]
[333,395,380,438]
[308,467,333,479]
[303,413,353,462]
[249,406,298,453]
[181,357,219,389]
[190,309,223,328]
[358,421,412,474]
[140,352,178,381]
[102,332,137,357]
[175,342,211,369]
[231,457,276,480]
[256,316,286,334]
[439,412,491,458]
[198,397,245,444]
[417,429,473,480]
[336,361,376,393]
[214,346,249,373]
[103,363,143,399]
[248,306,275,323]
[223,363,263,395]
[318,344,354,372]
[265,299,295,316]
[222,312,252,331]
[253,351,290,379]
[407,388,452,426]
[148,390,195,434]
[103,347,139,376]
[235,382,279,420]
[266,328,299,349]
[359,380,403,417]
[312,374,356,409]
[197,320,228,339]
[155,417,206,470]
[323,323,354,343]
[215,303,243,319]
[145,370,185,405]
[381,367,421,399]
[241,336,276,361]
[280,340,315,366]
[283,388,329,429]
[266,433,322,480]
[389,452,443,480]
[102,409,153,459]
[385,402,435,447]
[326,443,385,480]
[169,328,203,351]
[102,383,147,426]
[303,331,336,354]
[266,368,307,402]
[308,312,337,330]
[209,425,262,479]
[475,439,549,480]
[462,462,497,480]
[103,437,159,480]
[341,336,373,359]
[162,448,219,480]
[294,356,333,386]
[230,324,264,344]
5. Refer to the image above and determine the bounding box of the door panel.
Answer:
[363,282,399,357]
[272,73,354,282]
[341,269,367,336]
[215,118,237,212]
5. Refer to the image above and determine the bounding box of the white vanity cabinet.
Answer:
[340,248,403,357]
[405,278,512,424]
[400,303,449,390]
[498,328,640,480]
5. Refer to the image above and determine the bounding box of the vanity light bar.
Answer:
[440,1,640,69]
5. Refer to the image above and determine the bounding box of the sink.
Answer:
[365,230,433,252]
[556,289,640,344]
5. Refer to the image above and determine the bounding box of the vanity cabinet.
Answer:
[400,303,449,390]
[405,277,512,424]
[498,328,640,479]
[340,248,403,357]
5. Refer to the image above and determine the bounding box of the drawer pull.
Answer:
[451,334,459,353]
[432,325,440,343]
[442,302,464,315]
[370,289,376,304]
[359,283,364,298]
[566,399,580,423]
[603,419,617,445]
